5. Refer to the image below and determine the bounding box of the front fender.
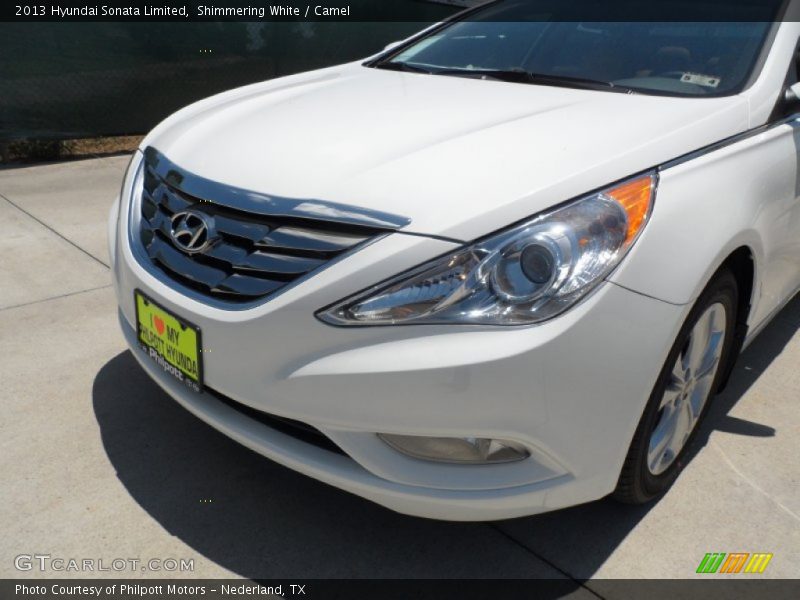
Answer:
[608,123,796,324]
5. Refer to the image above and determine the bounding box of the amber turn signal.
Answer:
[606,174,656,244]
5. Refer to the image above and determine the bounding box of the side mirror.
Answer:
[784,82,800,108]
[383,41,402,53]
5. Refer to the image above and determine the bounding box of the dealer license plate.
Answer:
[134,290,203,393]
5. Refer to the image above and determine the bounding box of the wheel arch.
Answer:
[714,245,756,391]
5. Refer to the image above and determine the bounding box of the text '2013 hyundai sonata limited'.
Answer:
[109,1,800,520]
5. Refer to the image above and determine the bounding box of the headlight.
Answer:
[318,172,656,326]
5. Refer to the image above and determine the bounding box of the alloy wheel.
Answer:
[647,302,727,475]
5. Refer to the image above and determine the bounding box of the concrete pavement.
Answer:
[0,156,798,591]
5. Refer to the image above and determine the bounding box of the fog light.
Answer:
[378,434,529,464]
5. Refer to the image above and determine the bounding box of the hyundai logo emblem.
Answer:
[169,210,216,254]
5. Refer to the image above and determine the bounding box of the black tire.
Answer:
[613,268,739,504]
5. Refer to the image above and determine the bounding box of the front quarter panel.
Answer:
[609,120,800,329]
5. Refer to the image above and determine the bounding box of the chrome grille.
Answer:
[137,149,402,303]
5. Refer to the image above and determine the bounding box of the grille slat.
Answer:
[147,235,229,287]
[159,186,192,214]
[255,226,371,254]
[138,152,390,303]
[213,273,286,297]
[206,244,326,276]
[213,214,273,244]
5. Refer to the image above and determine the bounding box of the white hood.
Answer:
[143,62,750,240]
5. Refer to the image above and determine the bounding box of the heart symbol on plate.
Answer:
[154,315,166,336]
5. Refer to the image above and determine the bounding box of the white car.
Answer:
[109,2,800,520]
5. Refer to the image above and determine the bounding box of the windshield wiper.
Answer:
[446,69,638,93]
[429,67,535,84]
[374,62,533,82]
[524,73,638,94]
[374,61,434,75]
[374,62,637,94]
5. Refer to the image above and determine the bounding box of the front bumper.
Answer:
[112,194,687,520]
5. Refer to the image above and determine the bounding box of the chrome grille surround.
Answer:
[131,147,409,305]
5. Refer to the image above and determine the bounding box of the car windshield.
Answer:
[377,0,780,96]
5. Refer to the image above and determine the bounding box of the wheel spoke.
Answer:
[659,385,680,410]
[690,378,712,420]
[695,330,724,381]
[648,407,679,473]
[683,396,696,428]
[670,357,686,387]
[648,429,672,473]
[684,316,711,375]
[669,401,692,452]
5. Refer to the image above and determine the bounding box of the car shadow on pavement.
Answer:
[92,352,571,581]
[92,295,799,581]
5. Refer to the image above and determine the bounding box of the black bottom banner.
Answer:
[3,579,800,600]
